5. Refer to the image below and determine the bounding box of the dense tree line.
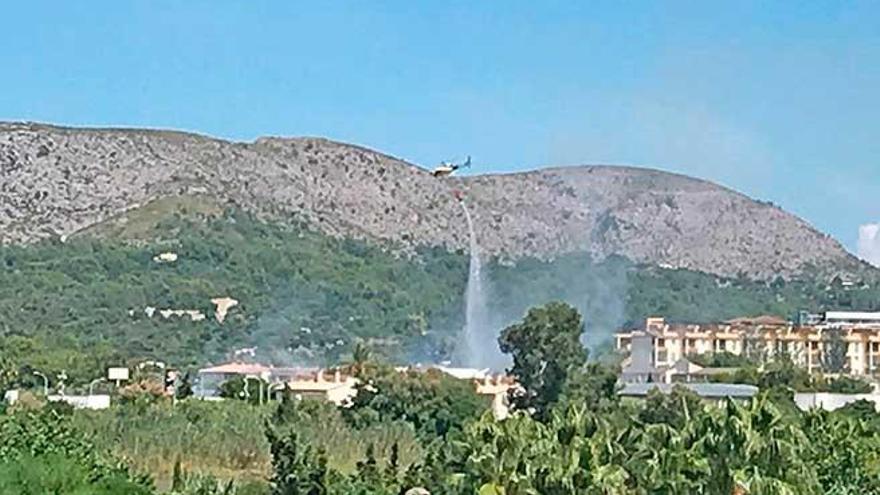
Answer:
[259,303,880,494]
[2,303,880,493]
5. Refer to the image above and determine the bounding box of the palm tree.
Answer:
[691,397,819,494]
[352,341,372,367]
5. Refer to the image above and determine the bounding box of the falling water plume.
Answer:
[457,200,503,369]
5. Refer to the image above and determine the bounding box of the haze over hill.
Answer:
[0,122,869,280]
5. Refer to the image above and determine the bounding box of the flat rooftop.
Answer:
[618,382,759,399]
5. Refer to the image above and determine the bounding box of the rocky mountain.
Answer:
[0,122,868,280]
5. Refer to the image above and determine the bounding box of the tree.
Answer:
[0,409,152,492]
[343,341,373,377]
[691,398,820,494]
[689,351,754,368]
[117,379,168,410]
[351,342,372,366]
[0,453,153,495]
[219,376,270,405]
[803,410,880,494]
[556,362,619,414]
[265,428,329,495]
[498,302,588,419]
[0,356,17,393]
[637,386,702,430]
[175,371,194,400]
[345,365,484,440]
[821,328,848,374]
[824,376,872,394]
[757,356,814,392]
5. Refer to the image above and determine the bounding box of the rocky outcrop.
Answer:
[0,122,867,280]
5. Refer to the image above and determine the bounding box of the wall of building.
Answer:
[617,316,880,376]
[47,394,111,410]
[794,393,880,412]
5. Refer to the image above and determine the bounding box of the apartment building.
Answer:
[615,312,880,376]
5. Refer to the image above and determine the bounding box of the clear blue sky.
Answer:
[2,1,877,251]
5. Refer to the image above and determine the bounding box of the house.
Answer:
[196,362,274,396]
[283,369,358,405]
[196,362,358,404]
[474,374,517,420]
[434,365,491,380]
[197,361,516,416]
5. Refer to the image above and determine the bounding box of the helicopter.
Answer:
[432,156,471,177]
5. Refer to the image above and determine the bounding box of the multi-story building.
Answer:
[615,312,880,376]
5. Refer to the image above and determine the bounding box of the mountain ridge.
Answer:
[0,121,869,280]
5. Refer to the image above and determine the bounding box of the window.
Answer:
[657,350,668,363]
[656,338,665,348]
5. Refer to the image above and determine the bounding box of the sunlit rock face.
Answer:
[0,121,869,280]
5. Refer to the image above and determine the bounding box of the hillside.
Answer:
[0,122,869,280]
[5,204,880,385]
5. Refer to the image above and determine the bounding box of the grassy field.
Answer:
[69,398,422,491]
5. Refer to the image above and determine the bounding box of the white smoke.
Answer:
[858,223,880,267]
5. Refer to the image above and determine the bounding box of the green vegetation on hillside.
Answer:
[0,207,466,385]
[2,200,880,385]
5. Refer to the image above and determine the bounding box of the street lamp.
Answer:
[268,382,287,402]
[32,371,48,396]
[239,380,250,401]
[89,378,105,396]
[56,370,68,396]
[243,376,264,405]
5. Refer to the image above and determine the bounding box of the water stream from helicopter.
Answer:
[458,200,491,368]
